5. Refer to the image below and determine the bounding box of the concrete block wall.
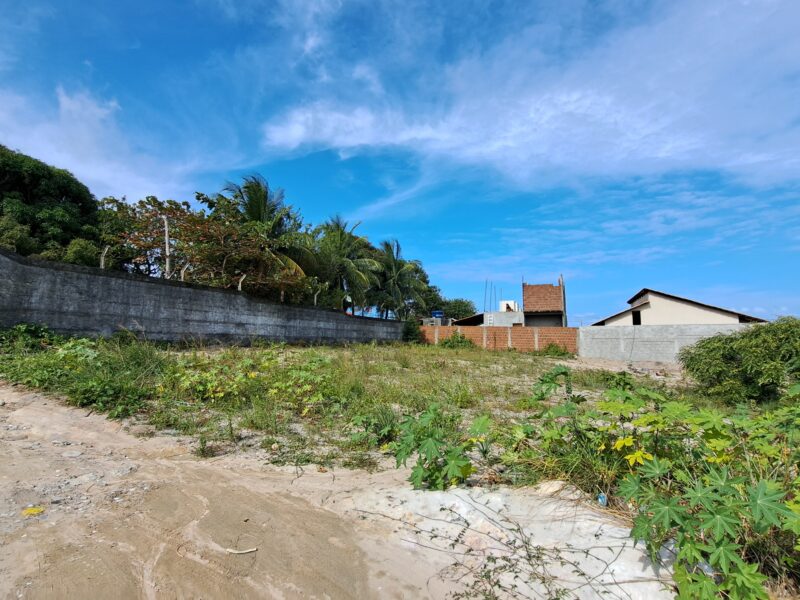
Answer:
[0,249,403,344]
[578,324,750,363]
[420,325,578,353]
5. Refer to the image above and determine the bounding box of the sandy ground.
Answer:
[0,383,674,599]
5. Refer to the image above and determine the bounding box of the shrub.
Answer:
[519,365,584,408]
[64,238,99,266]
[349,404,400,448]
[533,342,574,358]
[393,404,490,490]
[500,385,800,598]
[402,318,422,343]
[0,328,164,417]
[0,323,59,352]
[439,332,475,349]
[679,318,800,403]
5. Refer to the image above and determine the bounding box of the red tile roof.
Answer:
[522,283,564,313]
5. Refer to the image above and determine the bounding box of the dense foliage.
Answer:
[393,405,490,490]
[680,317,800,403]
[439,332,475,349]
[0,145,99,264]
[507,376,799,597]
[0,148,472,319]
[395,364,800,598]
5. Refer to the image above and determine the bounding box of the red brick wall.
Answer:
[419,325,577,353]
[522,283,564,312]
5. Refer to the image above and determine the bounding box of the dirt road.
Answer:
[1,383,672,599]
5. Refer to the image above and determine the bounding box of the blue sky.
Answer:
[1,0,798,323]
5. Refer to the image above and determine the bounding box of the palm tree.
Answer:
[220,175,313,301]
[223,174,289,231]
[316,216,380,313]
[374,239,426,320]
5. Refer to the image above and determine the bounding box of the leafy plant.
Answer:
[520,364,580,407]
[392,404,490,490]
[533,342,574,358]
[402,318,422,342]
[349,404,399,448]
[679,317,800,403]
[439,332,475,349]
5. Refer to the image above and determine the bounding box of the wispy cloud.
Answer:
[262,0,800,188]
[0,86,197,201]
[0,3,54,71]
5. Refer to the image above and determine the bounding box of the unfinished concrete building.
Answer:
[522,276,568,327]
[453,277,568,327]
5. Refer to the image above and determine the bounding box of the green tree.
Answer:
[315,216,380,312]
[0,145,98,259]
[373,240,426,320]
[221,174,292,232]
[63,238,100,266]
[204,176,314,301]
[442,298,477,320]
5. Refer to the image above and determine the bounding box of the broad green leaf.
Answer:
[443,448,471,482]
[630,513,651,543]
[409,463,426,489]
[636,388,669,405]
[618,474,641,501]
[722,562,769,600]
[698,508,740,540]
[748,480,793,529]
[639,456,672,479]
[468,415,491,436]
[676,538,705,565]
[684,481,716,509]
[649,497,686,530]
[691,409,728,432]
[703,540,743,575]
[418,437,441,463]
[705,466,744,492]
[675,570,719,600]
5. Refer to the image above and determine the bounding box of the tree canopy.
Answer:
[0,145,99,265]
[0,145,474,320]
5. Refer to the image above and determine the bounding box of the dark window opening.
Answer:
[632,310,642,325]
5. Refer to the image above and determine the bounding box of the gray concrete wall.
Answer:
[578,324,750,363]
[0,249,403,344]
[483,311,525,327]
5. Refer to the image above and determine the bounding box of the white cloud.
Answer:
[261,0,800,186]
[0,87,196,201]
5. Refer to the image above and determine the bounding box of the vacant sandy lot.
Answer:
[1,383,672,599]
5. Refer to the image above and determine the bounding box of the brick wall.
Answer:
[420,325,577,353]
[522,283,564,312]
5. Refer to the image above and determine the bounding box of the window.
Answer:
[632,310,641,325]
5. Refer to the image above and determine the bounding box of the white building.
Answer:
[593,289,766,326]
